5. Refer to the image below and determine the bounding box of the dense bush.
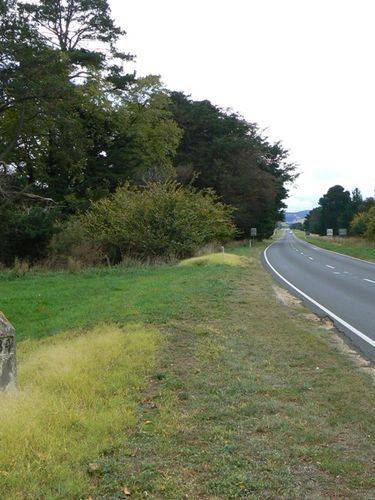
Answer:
[54,181,236,263]
[364,207,375,241]
[349,207,375,240]
[350,212,368,236]
[0,203,58,266]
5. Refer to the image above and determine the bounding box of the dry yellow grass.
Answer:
[179,252,248,267]
[0,324,160,498]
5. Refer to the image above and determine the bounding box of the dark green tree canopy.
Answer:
[169,92,296,238]
[0,2,297,264]
[19,0,135,88]
[304,186,366,236]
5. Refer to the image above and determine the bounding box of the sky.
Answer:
[110,0,375,212]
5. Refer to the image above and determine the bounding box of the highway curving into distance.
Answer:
[263,230,375,361]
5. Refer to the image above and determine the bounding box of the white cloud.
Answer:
[110,0,375,212]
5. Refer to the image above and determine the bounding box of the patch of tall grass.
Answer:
[0,324,160,498]
[179,252,248,267]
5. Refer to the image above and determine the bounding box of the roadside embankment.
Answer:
[0,246,373,497]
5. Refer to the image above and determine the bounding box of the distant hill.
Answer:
[284,210,310,225]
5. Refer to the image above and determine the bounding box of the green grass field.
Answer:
[294,230,375,262]
[0,245,374,498]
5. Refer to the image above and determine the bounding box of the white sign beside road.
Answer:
[327,229,333,236]
[338,228,347,237]
[251,228,257,237]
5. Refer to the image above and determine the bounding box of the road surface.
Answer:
[263,230,375,360]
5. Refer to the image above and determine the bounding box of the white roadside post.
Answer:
[250,227,257,247]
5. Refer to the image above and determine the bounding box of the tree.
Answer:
[358,196,375,214]
[0,0,70,169]
[350,212,368,236]
[318,185,352,234]
[290,222,304,230]
[19,0,135,89]
[169,92,296,238]
[364,207,375,241]
[304,207,323,234]
[1,0,136,195]
[71,76,182,205]
[351,187,363,214]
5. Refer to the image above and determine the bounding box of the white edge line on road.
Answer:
[364,278,375,284]
[326,265,335,269]
[292,232,375,267]
[264,243,375,348]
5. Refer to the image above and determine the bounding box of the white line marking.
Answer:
[334,272,340,275]
[264,243,375,349]
[326,265,335,269]
[364,278,375,284]
[291,232,375,267]
[300,252,304,255]
[308,257,314,261]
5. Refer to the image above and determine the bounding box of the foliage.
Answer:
[19,0,134,85]
[0,1,295,265]
[0,201,59,265]
[304,185,361,235]
[305,186,375,241]
[169,92,296,238]
[61,181,236,262]
[319,185,353,233]
[303,206,323,234]
[350,212,368,236]
[0,0,135,199]
[363,206,375,241]
[290,222,304,230]
[0,0,70,168]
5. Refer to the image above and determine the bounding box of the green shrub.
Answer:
[60,181,236,262]
[364,207,375,241]
[49,220,105,268]
[12,258,30,277]
[350,212,368,236]
[350,208,375,241]
[0,203,58,266]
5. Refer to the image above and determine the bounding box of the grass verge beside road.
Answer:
[0,246,374,497]
[294,229,375,262]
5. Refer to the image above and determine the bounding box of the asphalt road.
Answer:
[263,230,375,361]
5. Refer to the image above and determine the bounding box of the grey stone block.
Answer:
[0,312,16,392]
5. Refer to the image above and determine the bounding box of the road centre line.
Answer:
[308,257,314,261]
[326,265,335,269]
[364,278,375,284]
[291,232,375,267]
[263,243,375,349]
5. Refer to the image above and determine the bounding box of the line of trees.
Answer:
[304,185,375,239]
[0,0,296,266]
